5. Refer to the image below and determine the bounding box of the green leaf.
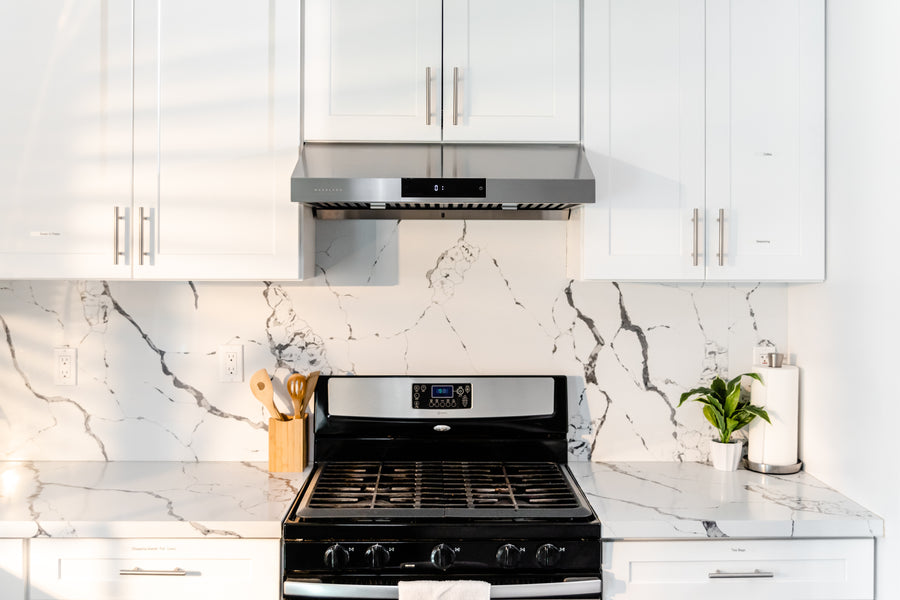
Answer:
[724,384,741,418]
[710,377,727,399]
[702,405,719,429]
[742,404,772,425]
[678,387,714,407]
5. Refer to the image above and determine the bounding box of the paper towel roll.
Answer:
[748,365,799,466]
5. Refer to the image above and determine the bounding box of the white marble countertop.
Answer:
[571,461,883,540]
[0,461,309,539]
[0,460,882,542]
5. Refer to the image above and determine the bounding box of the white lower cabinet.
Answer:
[29,538,280,600]
[602,538,874,600]
[0,539,25,600]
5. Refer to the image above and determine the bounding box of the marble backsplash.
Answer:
[0,219,787,462]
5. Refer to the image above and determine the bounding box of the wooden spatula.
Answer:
[249,369,286,421]
[299,371,320,414]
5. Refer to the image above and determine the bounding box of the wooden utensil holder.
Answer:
[268,415,308,472]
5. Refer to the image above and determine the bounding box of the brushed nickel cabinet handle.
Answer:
[717,208,725,266]
[138,207,150,266]
[692,208,700,266]
[120,567,187,577]
[709,569,774,579]
[425,67,432,126]
[113,206,126,265]
[452,67,459,126]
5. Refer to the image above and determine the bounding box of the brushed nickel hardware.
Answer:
[120,567,187,577]
[425,67,432,126]
[709,569,774,579]
[691,208,699,266]
[717,208,725,266]
[452,67,460,126]
[139,207,150,266]
[113,206,126,265]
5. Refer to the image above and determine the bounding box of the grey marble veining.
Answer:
[0,220,788,462]
[572,462,883,539]
[0,461,306,538]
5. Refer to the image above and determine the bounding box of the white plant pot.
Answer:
[709,439,743,471]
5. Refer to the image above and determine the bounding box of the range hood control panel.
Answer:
[401,178,486,199]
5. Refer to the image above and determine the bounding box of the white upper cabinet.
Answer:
[304,0,580,143]
[304,0,443,142]
[705,0,824,281]
[133,0,305,280]
[571,0,824,282]
[0,2,134,279]
[442,0,580,142]
[571,0,706,281]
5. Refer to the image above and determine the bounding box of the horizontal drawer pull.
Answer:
[119,567,188,577]
[709,569,774,579]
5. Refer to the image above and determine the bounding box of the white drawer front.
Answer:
[29,538,279,600]
[603,538,874,600]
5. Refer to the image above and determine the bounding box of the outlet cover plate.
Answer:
[753,345,776,367]
[218,344,243,382]
[54,347,77,386]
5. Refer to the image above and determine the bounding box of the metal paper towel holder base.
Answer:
[745,459,803,475]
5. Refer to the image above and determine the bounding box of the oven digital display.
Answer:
[431,385,453,398]
[412,383,471,409]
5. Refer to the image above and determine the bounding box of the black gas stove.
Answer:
[282,375,601,599]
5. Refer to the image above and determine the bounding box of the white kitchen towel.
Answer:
[398,580,491,600]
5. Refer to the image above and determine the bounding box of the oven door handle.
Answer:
[284,578,601,599]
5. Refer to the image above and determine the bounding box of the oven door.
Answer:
[284,578,601,599]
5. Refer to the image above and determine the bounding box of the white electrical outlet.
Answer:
[753,345,776,367]
[54,347,77,386]
[218,344,243,382]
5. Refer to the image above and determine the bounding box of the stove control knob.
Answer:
[323,544,350,569]
[430,544,456,570]
[535,544,562,568]
[365,544,390,569]
[495,544,521,569]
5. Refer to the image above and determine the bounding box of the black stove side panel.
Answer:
[312,375,569,463]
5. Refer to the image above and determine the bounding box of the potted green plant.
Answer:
[678,373,771,471]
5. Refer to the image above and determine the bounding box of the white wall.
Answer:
[788,1,900,597]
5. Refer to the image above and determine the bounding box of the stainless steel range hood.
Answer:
[291,143,595,220]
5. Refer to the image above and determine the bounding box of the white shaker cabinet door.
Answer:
[705,0,824,281]
[0,2,133,279]
[133,0,306,280]
[304,0,443,142]
[0,539,24,600]
[570,0,706,281]
[442,0,580,142]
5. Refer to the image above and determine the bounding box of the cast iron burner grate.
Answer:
[294,461,593,520]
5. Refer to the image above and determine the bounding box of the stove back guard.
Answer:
[312,375,570,463]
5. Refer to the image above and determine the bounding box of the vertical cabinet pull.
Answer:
[113,206,126,265]
[716,208,725,266]
[452,67,460,126]
[691,208,700,266]
[139,207,150,266]
[425,67,432,126]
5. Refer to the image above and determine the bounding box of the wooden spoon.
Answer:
[299,371,320,414]
[285,373,307,418]
[249,369,286,421]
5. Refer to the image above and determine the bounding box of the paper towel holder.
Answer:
[745,459,803,474]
